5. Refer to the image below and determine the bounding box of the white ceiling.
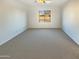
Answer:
[17,0,70,6]
[1,0,71,7]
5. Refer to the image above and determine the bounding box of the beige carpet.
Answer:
[0,29,79,59]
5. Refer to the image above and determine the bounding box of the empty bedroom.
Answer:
[0,0,79,59]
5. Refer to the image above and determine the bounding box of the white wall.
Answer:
[28,5,61,28]
[63,0,79,45]
[0,5,28,45]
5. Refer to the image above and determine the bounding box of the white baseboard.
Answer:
[0,27,27,46]
[63,29,79,45]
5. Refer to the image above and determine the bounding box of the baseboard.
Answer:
[0,27,28,46]
[28,28,61,30]
[62,29,79,45]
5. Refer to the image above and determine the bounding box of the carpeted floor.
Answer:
[0,29,79,59]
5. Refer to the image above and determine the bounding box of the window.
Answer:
[39,10,51,22]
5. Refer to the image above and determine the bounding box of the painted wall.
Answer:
[28,5,61,28]
[0,5,28,45]
[63,0,79,45]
